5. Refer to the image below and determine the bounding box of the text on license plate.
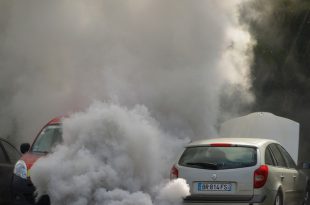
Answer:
[197,182,232,191]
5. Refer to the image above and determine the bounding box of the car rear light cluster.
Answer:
[170,165,179,179]
[254,165,268,188]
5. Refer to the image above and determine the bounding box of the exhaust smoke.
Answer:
[0,0,253,144]
[1,0,255,204]
[31,102,190,205]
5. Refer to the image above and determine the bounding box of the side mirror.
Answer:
[299,162,310,169]
[20,143,30,154]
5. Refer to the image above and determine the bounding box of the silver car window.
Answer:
[269,144,287,168]
[265,146,276,166]
[179,146,257,170]
[276,144,296,169]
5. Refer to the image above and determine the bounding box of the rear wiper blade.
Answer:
[33,150,49,154]
[186,162,218,170]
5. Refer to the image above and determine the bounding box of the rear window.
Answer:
[179,146,257,170]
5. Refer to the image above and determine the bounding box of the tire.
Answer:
[274,191,283,205]
[302,186,310,205]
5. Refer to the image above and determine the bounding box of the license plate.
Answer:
[197,182,232,191]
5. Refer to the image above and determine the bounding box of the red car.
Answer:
[11,117,63,205]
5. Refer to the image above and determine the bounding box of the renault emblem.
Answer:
[211,174,217,181]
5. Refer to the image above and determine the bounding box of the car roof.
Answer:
[46,116,66,125]
[187,138,279,148]
[0,137,15,145]
[0,138,19,150]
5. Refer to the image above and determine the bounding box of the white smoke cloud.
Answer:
[156,178,190,205]
[0,0,253,144]
[30,102,190,205]
[1,0,255,204]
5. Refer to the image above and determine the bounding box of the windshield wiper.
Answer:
[186,162,218,170]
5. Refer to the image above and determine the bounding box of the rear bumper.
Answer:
[11,175,50,205]
[184,194,265,202]
[183,186,278,205]
[183,194,270,205]
[184,203,262,205]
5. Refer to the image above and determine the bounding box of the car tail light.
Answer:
[170,165,178,179]
[254,165,268,188]
[210,143,232,147]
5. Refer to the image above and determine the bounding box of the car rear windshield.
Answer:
[179,146,257,170]
[32,124,62,153]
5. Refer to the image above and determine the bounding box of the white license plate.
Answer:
[197,182,232,192]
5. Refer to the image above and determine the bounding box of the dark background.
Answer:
[240,0,310,163]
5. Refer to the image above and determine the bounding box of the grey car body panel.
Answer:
[177,138,308,205]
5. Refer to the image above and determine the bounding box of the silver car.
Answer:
[171,138,310,205]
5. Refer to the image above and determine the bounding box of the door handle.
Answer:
[280,175,285,180]
[293,175,297,180]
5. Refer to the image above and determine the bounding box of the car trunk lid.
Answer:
[176,144,258,202]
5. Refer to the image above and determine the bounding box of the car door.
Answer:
[1,140,20,165]
[0,139,20,205]
[276,144,306,205]
[268,143,294,204]
[0,139,15,204]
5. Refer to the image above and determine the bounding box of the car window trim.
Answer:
[265,146,277,166]
[30,123,61,152]
[276,144,297,170]
[2,140,20,154]
[186,144,257,148]
[1,140,21,164]
[269,143,289,169]
[0,138,20,153]
[0,140,10,164]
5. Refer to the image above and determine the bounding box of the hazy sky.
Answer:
[0,0,254,144]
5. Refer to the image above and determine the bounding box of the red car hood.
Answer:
[21,152,46,170]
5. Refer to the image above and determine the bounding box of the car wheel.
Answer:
[274,191,283,205]
[302,186,310,205]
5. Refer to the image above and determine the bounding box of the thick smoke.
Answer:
[239,0,310,162]
[2,1,255,204]
[31,102,190,205]
[0,0,254,144]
